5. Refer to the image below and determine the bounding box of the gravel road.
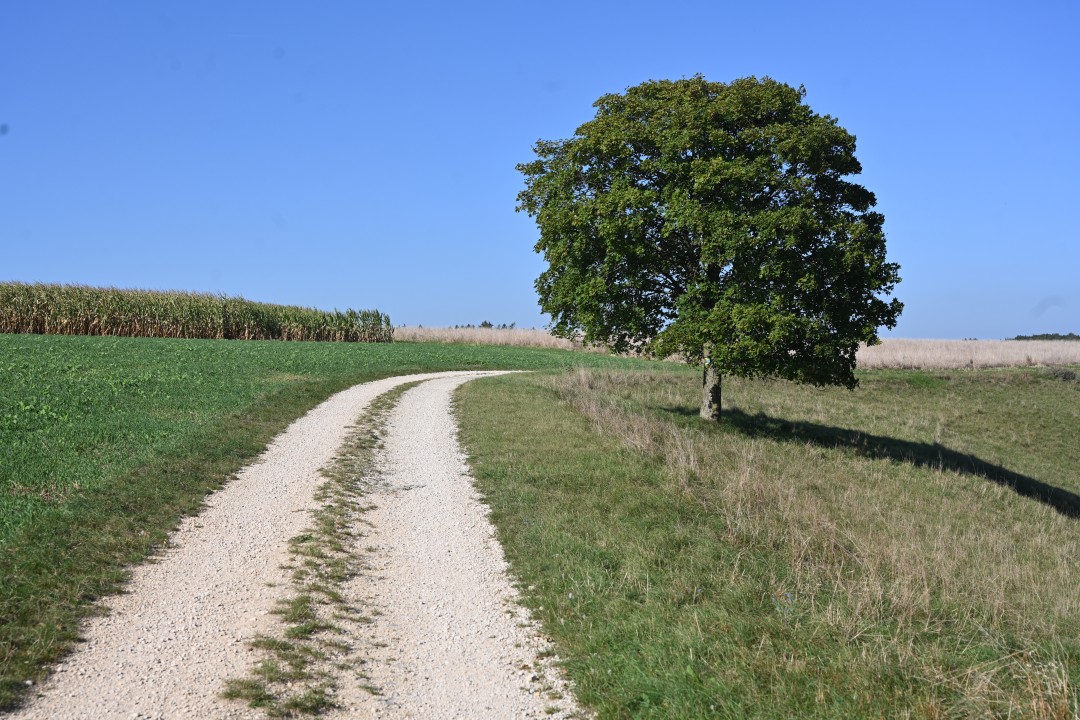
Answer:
[10,371,580,719]
[332,375,579,719]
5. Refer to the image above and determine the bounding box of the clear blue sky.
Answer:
[1,1,1076,338]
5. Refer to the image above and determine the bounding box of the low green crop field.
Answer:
[457,368,1080,719]
[0,333,664,708]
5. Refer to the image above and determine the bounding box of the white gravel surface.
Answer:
[10,371,580,720]
[332,375,580,719]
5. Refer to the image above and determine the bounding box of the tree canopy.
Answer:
[517,76,902,415]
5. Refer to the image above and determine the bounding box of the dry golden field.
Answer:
[398,327,1080,370]
[856,338,1080,369]
[395,325,581,349]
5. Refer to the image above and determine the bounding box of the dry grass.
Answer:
[545,367,1080,717]
[395,325,582,350]
[396,331,1080,370]
[858,339,1080,370]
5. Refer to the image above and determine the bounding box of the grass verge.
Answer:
[456,368,1080,718]
[0,334,663,710]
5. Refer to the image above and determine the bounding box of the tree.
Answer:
[516,76,902,419]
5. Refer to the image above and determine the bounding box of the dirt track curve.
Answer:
[10,371,581,719]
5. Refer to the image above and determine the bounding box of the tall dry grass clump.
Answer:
[858,338,1080,369]
[0,282,393,342]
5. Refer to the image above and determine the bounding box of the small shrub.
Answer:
[1047,367,1078,382]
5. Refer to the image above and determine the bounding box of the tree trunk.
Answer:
[700,356,722,420]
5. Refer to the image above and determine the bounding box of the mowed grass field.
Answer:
[0,333,663,709]
[457,367,1080,719]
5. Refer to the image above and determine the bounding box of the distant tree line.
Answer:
[1011,332,1080,341]
[453,322,517,330]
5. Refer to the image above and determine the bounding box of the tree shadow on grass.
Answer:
[665,406,1080,519]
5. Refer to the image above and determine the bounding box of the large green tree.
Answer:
[517,76,902,418]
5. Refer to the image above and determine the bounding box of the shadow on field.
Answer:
[681,407,1080,519]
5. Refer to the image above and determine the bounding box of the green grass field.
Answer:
[457,368,1080,719]
[4,333,1079,717]
[0,333,659,709]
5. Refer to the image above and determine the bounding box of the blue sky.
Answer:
[1,1,1076,338]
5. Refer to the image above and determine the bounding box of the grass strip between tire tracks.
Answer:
[222,381,420,716]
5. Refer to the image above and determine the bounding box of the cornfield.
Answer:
[0,282,393,343]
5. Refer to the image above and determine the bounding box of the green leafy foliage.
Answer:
[517,76,902,394]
